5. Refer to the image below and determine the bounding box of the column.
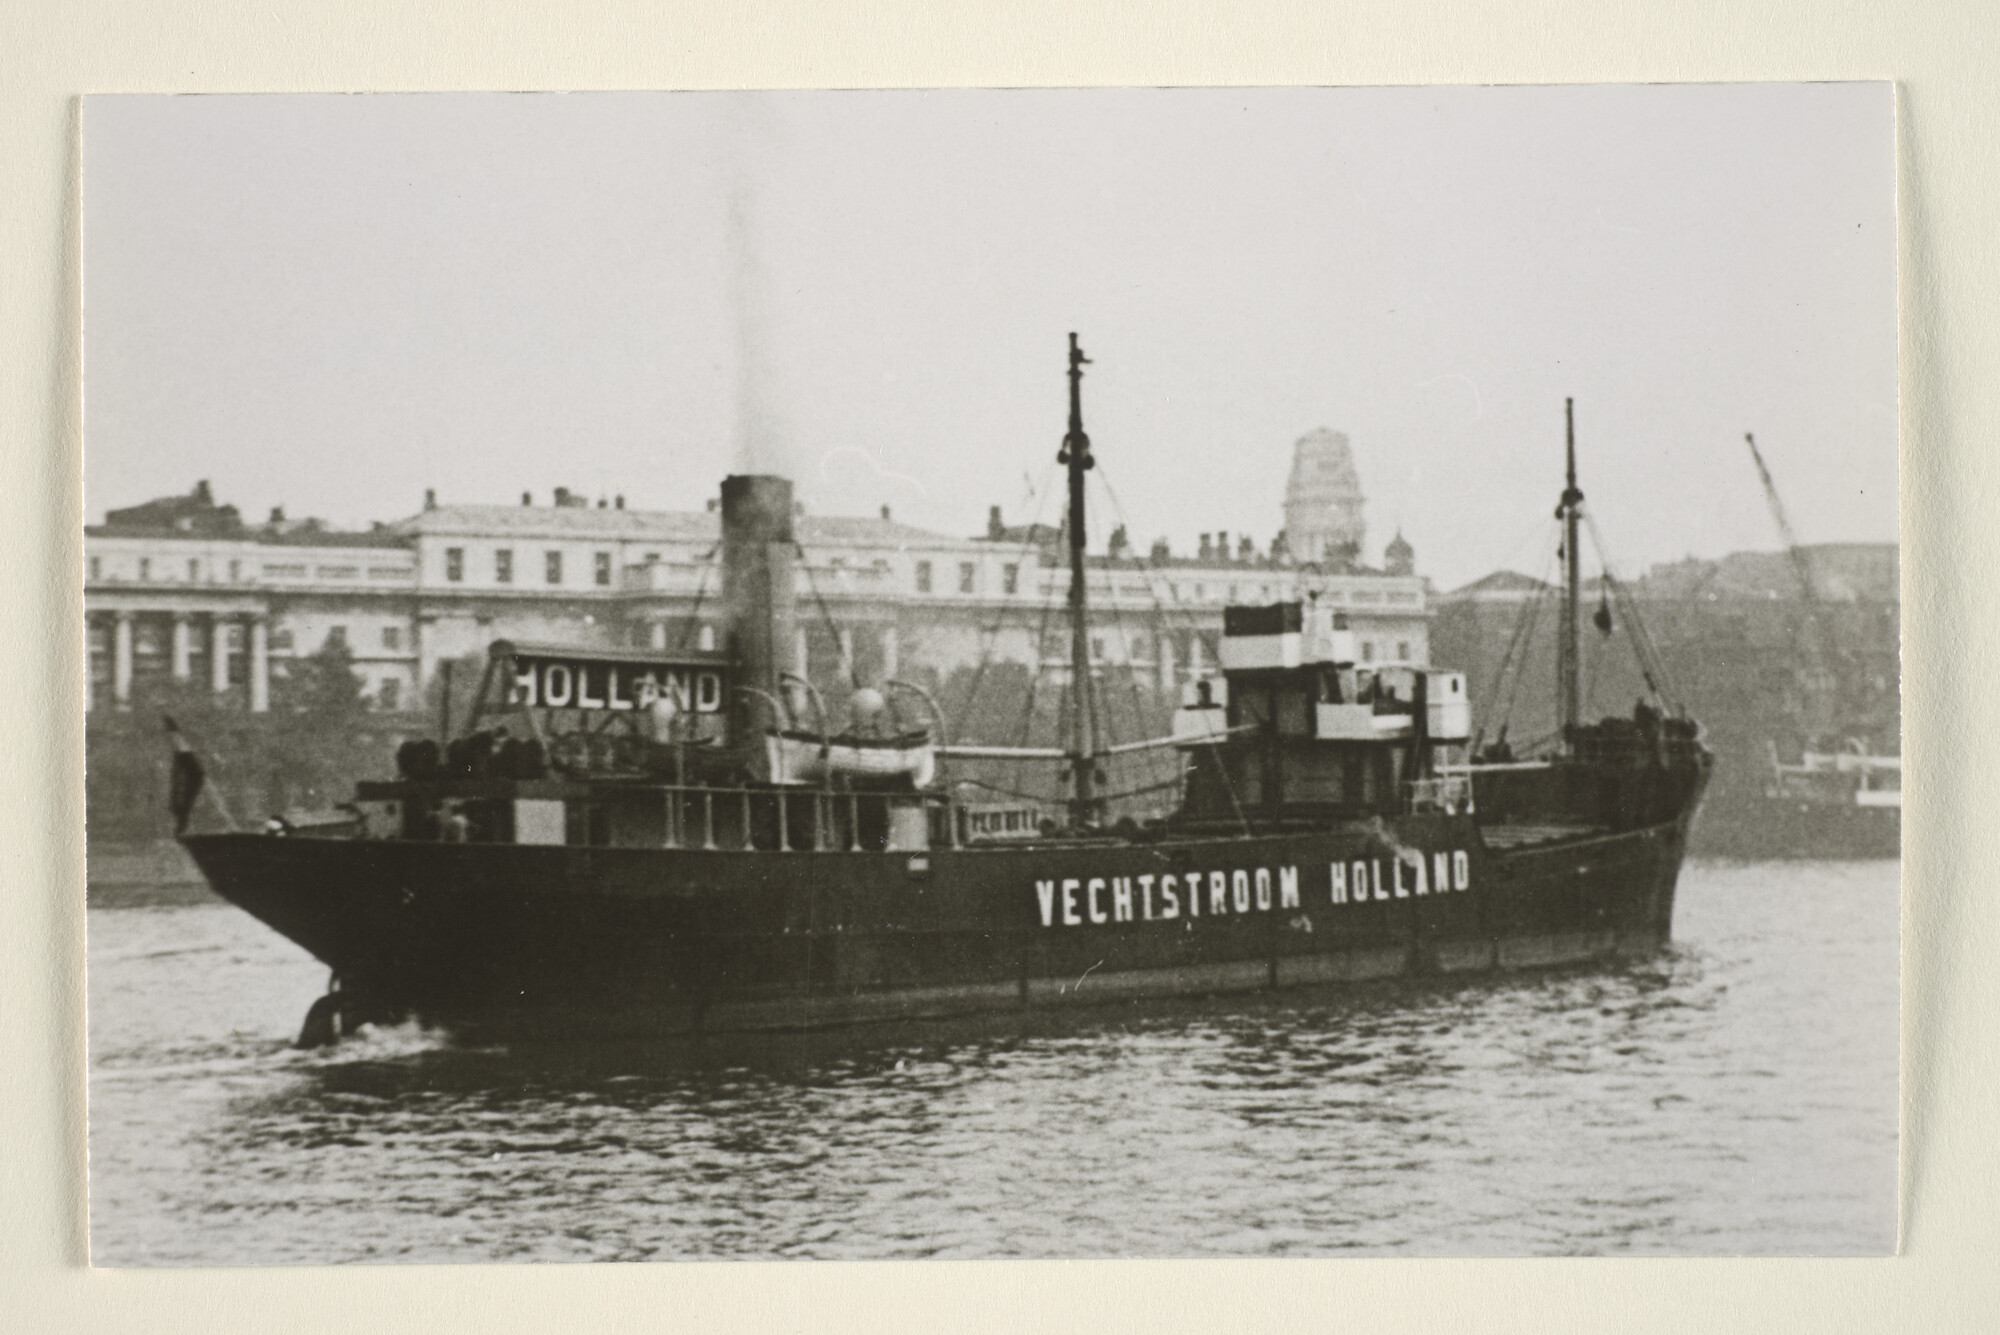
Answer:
[413,614,431,710]
[795,625,810,679]
[170,615,193,681]
[650,621,667,650]
[881,624,899,680]
[1157,630,1175,693]
[837,626,855,681]
[113,613,133,707]
[249,618,270,713]
[210,616,231,694]
[1187,632,1204,676]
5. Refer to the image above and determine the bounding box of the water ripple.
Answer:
[87,860,1898,1262]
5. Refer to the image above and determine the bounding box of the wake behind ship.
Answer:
[177,338,1711,1046]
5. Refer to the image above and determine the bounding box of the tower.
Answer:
[1384,529,1415,576]
[1281,428,1366,568]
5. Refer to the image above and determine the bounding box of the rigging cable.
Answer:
[952,462,1060,748]
[1468,515,1564,748]
[792,543,863,695]
[1492,533,1561,742]
[1091,477,1193,813]
[1012,565,1069,805]
[956,773,1185,806]
[1584,513,1684,710]
[674,545,721,653]
[1486,531,1552,721]
[1092,462,1254,837]
[1093,467,1227,670]
[1582,568,1610,718]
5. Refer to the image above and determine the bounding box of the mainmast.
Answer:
[1556,397,1584,742]
[1059,332,1101,826]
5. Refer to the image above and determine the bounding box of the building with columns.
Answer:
[87,446,1432,716]
[85,486,418,714]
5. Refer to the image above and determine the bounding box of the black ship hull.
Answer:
[184,808,1697,1040]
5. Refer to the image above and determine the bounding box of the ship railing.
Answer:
[639,782,958,853]
[1406,774,1474,816]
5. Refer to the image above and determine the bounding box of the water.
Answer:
[86,860,1898,1262]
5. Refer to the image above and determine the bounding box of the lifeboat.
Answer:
[765,728,937,787]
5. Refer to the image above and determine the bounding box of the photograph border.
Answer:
[5,0,1987,1330]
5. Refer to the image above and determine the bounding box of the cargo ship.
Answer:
[176,337,1711,1046]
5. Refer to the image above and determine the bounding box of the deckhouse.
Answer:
[1173,599,1469,826]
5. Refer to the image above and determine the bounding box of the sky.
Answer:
[82,86,1896,590]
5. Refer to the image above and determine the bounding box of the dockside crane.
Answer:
[1745,433,1820,605]
[1744,431,1839,725]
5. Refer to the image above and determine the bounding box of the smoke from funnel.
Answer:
[723,104,791,479]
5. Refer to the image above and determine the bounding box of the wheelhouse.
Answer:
[1172,600,1471,827]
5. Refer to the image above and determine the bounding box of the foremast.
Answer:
[1059,332,1102,827]
[1556,396,1584,747]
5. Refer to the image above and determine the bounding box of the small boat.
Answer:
[765,728,937,789]
[1731,737,1900,858]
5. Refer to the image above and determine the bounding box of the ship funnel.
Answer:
[720,474,798,744]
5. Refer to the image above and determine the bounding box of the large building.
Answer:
[85,435,1433,715]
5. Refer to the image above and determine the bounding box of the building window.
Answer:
[1003,563,1019,594]
[187,558,200,581]
[326,626,348,649]
[959,562,976,594]
[1091,636,1106,661]
[228,558,241,582]
[382,626,402,651]
[1361,641,1374,663]
[139,557,151,580]
[377,678,400,711]
[495,549,513,584]
[88,556,100,582]
[270,630,294,651]
[915,560,932,593]
[1397,641,1411,661]
[594,551,612,586]
[546,550,563,585]
[445,547,464,582]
